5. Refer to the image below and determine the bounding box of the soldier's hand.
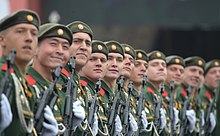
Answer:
[0,94,12,132]
[72,100,85,129]
[114,115,122,135]
[141,110,148,130]
[42,105,58,136]
[186,109,196,133]
[208,112,216,133]
[159,108,166,130]
[128,113,138,135]
[92,113,98,136]
[173,107,179,125]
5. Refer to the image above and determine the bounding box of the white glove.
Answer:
[173,107,179,125]
[208,112,216,133]
[42,105,58,136]
[72,100,86,129]
[92,113,98,136]
[128,113,138,134]
[141,110,148,130]
[114,115,123,135]
[159,108,167,130]
[0,94,12,132]
[186,109,196,133]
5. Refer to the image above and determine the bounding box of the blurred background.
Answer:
[1,0,220,61]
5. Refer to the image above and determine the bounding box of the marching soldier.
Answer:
[26,23,85,135]
[79,40,109,135]
[200,59,220,135]
[63,21,93,135]
[129,49,151,135]
[145,50,167,135]
[0,9,42,135]
[176,56,205,135]
[163,55,185,135]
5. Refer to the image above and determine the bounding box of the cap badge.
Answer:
[78,24,84,30]
[98,45,103,50]
[198,60,203,66]
[57,29,64,35]
[125,47,130,52]
[137,52,142,58]
[26,15,33,22]
[112,44,117,50]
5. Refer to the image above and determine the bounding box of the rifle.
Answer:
[153,83,165,135]
[136,75,147,136]
[122,81,133,135]
[179,86,191,136]
[0,49,16,98]
[87,79,102,132]
[108,76,125,136]
[33,65,62,135]
[203,87,217,136]
[63,57,78,136]
[169,80,175,136]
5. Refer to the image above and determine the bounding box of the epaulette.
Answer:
[61,68,70,78]
[162,90,168,97]
[205,91,211,101]
[181,88,187,97]
[80,79,88,87]
[99,88,105,96]
[1,63,14,73]
[26,74,36,86]
[148,87,155,94]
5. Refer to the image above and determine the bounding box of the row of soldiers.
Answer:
[0,9,219,136]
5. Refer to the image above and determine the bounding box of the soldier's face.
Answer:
[166,64,184,86]
[147,59,167,83]
[130,60,148,85]
[104,53,124,80]
[204,67,220,90]
[183,66,204,88]
[121,54,135,78]
[0,24,38,65]
[35,37,70,69]
[80,53,108,82]
[69,32,92,69]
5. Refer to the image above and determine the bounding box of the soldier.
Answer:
[64,21,93,135]
[26,23,85,135]
[0,9,54,136]
[129,49,151,135]
[120,43,138,135]
[176,56,205,135]
[163,55,185,135]
[79,40,109,135]
[145,50,167,135]
[200,59,219,135]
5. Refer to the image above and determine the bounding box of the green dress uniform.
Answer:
[0,9,40,136]
[0,57,34,136]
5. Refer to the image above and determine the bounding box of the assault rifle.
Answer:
[169,80,175,136]
[136,75,147,136]
[63,57,78,136]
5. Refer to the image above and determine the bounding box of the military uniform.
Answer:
[0,9,40,136]
[176,56,206,135]
[200,59,220,135]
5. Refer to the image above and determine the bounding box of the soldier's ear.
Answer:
[0,33,6,48]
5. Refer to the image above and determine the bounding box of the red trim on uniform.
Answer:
[205,91,211,101]
[1,63,14,73]
[61,68,70,78]
[148,87,155,94]
[181,89,187,97]
[99,88,105,96]
[162,90,168,97]
[80,80,88,87]
[26,75,36,86]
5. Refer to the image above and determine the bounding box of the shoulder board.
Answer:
[148,87,155,94]
[205,91,211,101]
[181,88,187,97]
[80,79,88,87]
[61,68,70,78]
[26,74,36,86]
[162,90,168,97]
[1,63,14,73]
[99,88,105,96]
